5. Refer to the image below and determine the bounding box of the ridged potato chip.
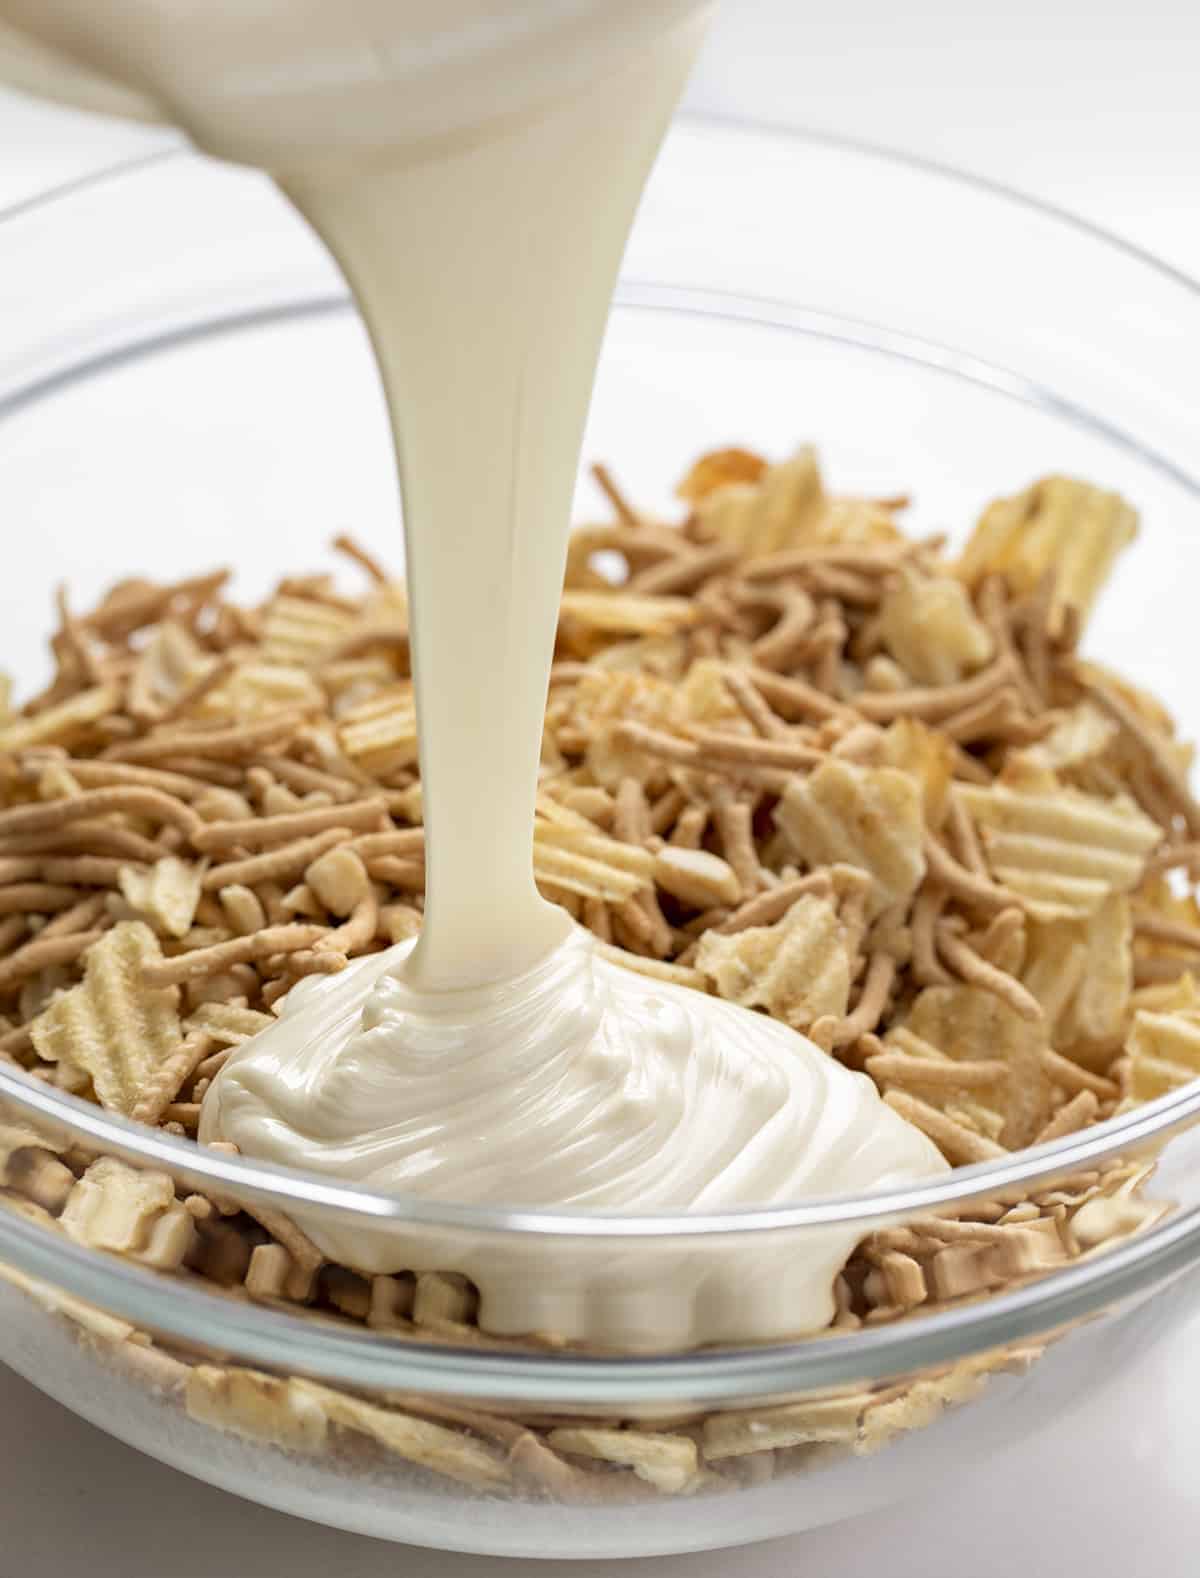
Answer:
[259,594,360,667]
[958,475,1137,636]
[336,683,418,774]
[877,717,955,826]
[1023,894,1132,1063]
[568,667,677,731]
[210,661,324,719]
[559,591,698,638]
[878,568,993,686]
[118,856,205,940]
[957,778,1160,919]
[532,817,651,903]
[563,669,682,789]
[696,893,851,1031]
[695,447,827,558]
[30,922,182,1117]
[1124,980,1200,1103]
[889,982,1052,1147]
[775,759,926,919]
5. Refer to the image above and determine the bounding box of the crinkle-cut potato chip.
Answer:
[892,983,1053,1147]
[1124,990,1200,1103]
[336,683,418,774]
[532,817,652,903]
[696,893,851,1031]
[321,657,399,706]
[60,1158,195,1271]
[1023,894,1132,1060]
[568,656,745,766]
[957,474,1137,636]
[1015,702,1118,775]
[186,1365,329,1454]
[558,590,698,638]
[118,856,205,940]
[877,717,955,826]
[30,922,182,1117]
[957,779,1160,920]
[695,446,827,558]
[582,723,661,791]
[775,759,926,919]
[565,669,678,788]
[534,850,641,904]
[0,682,120,754]
[676,447,767,503]
[209,662,324,720]
[569,667,677,734]
[259,593,361,667]
[878,568,993,686]
[549,1427,701,1494]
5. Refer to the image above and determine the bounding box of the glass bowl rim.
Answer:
[1,115,1199,1398]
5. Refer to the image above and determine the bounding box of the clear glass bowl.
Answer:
[0,118,1198,1559]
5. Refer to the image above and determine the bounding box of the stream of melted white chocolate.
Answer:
[1,0,947,1347]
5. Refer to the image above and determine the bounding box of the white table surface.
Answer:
[1,4,1198,1573]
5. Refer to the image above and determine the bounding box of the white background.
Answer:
[1,2,1198,1573]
